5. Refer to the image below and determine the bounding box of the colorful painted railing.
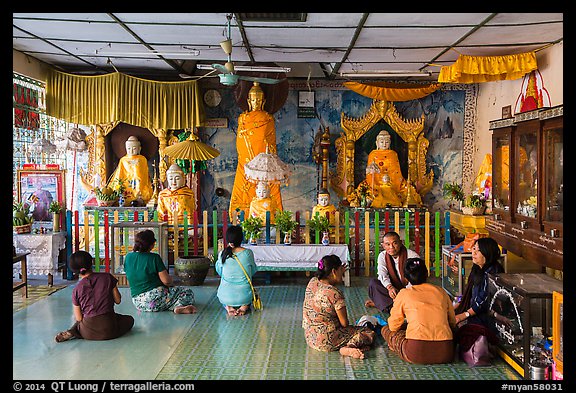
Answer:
[65,208,451,280]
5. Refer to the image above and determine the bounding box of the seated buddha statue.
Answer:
[312,188,337,225]
[365,130,406,197]
[371,174,403,208]
[249,181,278,224]
[157,163,196,223]
[108,135,153,204]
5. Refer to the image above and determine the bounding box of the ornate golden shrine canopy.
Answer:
[331,100,434,202]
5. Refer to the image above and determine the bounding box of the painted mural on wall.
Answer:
[201,83,466,215]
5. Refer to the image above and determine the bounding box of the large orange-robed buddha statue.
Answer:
[364,130,405,205]
[229,82,283,218]
[109,135,153,203]
[157,163,196,223]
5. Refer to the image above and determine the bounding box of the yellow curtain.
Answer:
[343,81,441,101]
[438,51,537,84]
[45,70,204,129]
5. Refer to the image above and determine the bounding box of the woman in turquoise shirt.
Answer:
[216,225,257,316]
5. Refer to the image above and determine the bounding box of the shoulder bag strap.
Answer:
[232,254,257,302]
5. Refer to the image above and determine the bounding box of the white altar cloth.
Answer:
[244,243,350,286]
[13,232,66,276]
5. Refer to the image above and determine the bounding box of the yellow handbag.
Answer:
[232,254,262,311]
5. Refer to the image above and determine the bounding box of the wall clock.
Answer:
[204,89,222,107]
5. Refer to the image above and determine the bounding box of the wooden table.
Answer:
[13,252,29,298]
[13,232,66,286]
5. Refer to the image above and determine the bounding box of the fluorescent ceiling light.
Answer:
[340,70,431,78]
[196,64,291,73]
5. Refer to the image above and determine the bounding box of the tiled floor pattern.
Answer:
[12,284,67,313]
[156,276,522,381]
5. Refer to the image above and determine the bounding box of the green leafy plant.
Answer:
[464,194,486,208]
[13,201,33,227]
[274,209,298,234]
[241,215,263,240]
[308,213,330,233]
[442,182,464,204]
[49,200,64,214]
[95,178,126,201]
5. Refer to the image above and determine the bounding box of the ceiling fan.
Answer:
[179,14,289,86]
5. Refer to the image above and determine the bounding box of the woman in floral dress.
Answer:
[302,254,375,359]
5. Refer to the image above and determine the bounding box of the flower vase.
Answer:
[249,236,258,245]
[283,231,292,245]
[52,213,60,232]
[322,231,330,246]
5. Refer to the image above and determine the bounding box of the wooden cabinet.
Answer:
[487,106,563,271]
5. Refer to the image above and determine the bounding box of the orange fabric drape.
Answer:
[438,52,538,84]
[343,81,441,101]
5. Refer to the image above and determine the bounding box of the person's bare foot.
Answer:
[55,330,75,343]
[364,299,376,308]
[339,346,365,359]
[174,305,197,314]
[235,305,250,316]
[225,305,236,316]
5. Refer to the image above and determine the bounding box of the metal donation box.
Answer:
[110,221,168,286]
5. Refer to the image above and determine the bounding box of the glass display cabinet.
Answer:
[514,120,539,229]
[110,221,168,286]
[488,273,563,380]
[542,117,563,236]
[491,125,514,221]
[486,106,563,272]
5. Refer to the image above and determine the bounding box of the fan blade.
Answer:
[213,63,231,74]
[179,69,219,79]
[218,73,239,86]
[238,75,281,85]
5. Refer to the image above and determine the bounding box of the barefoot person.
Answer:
[124,229,197,314]
[302,254,375,359]
[364,231,420,313]
[381,258,457,364]
[216,225,258,317]
[55,250,134,342]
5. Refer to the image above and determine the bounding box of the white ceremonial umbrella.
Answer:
[244,151,291,184]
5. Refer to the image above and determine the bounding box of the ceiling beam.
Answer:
[107,13,187,76]
[233,13,255,63]
[330,13,369,78]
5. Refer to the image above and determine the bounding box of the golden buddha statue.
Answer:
[249,181,278,224]
[157,163,196,223]
[371,174,403,208]
[229,82,283,218]
[312,188,337,225]
[365,130,405,197]
[108,136,153,204]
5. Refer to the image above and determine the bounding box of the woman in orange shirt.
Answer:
[381,257,457,364]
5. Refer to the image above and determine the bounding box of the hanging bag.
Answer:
[232,254,262,311]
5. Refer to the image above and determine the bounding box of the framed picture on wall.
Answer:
[17,169,66,225]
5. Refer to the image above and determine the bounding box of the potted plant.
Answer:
[462,194,487,215]
[442,181,464,210]
[274,209,298,245]
[308,213,330,245]
[49,201,64,232]
[241,215,263,245]
[13,201,33,234]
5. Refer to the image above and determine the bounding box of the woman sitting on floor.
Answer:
[215,225,258,316]
[381,257,457,364]
[55,250,134,342]
[124,229,197,314]
[302,254,375,359]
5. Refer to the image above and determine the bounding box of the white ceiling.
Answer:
[13,13,563,82]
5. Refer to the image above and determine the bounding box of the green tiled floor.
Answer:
[156,274,522,381]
